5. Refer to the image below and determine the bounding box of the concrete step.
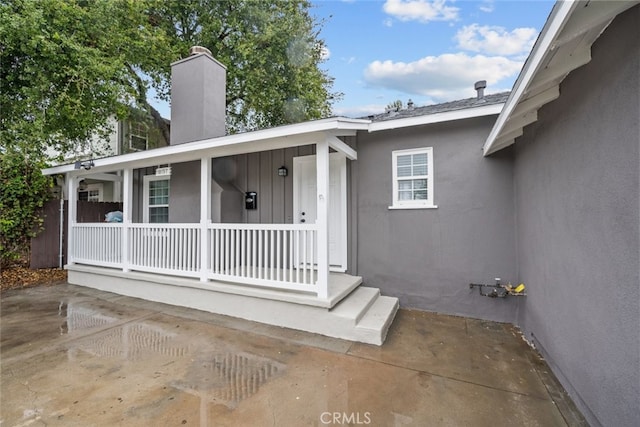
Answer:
[329,287,380,324]
[355,296,400,345]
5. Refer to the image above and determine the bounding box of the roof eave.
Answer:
[483,0,639,156]
[483,0,578,156]
[369,102,504,133]
[42,117,370,176]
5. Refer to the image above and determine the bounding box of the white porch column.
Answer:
[67,174,78,265]
[122,168,133,272]
[316,139,330,299]
[200,157,212,282]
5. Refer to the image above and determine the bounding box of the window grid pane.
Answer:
[394,148,433,206]
[147,179,170,223]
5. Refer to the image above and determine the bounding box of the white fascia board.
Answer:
[483,0,579,156]
[42,117,370,176]
[368,103,503,132]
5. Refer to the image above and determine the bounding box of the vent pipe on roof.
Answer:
[474,80,487,100]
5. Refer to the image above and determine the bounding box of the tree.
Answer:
[146,0,337,133]
[386,99,403,112]
[0,0,338,157]
[0,147,52,267]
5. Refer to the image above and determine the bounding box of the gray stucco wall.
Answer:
[514,6,640,426]
[355,117,519,323]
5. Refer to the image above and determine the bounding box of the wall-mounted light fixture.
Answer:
[74,160,94,170]
[278,166,288,177]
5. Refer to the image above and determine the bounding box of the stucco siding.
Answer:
[514,6,640,426]
[356,117,519,322]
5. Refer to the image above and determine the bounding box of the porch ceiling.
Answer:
[43,117,369,176]
[483,0,639,156]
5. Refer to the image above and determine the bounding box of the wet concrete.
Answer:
[1,284,586,426]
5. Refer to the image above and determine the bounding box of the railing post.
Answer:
[67,174,78,265]
[200,156,212,282]
[122,168,132,272]
[316,139,330,299]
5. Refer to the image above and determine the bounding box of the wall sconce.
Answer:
[74,160,94,170]
[78,179,88,191]
[278,166,288,177]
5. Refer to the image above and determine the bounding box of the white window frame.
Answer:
[143,175,170,223]
[78,183,104,202]
[129,121,149,151]
[389,147,437,210]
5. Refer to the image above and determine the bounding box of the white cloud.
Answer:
[363,53,523,101]
[455,24,537,56]
[382,0,459,23]
[320,46,331,60]
[479,0,495,13]
[333,104,388,118]
[383,18,394,27]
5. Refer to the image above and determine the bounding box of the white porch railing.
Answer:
[208,224,318,292]
[70,223,123,268]
[128,224,201,277]
[69,222,321,295]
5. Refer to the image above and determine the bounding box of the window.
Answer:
[78,183,104,202]
[390,147,436,209]
[129,121,148,151]
[143,175,170,223]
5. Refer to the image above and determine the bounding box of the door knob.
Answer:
[301,219,306,223]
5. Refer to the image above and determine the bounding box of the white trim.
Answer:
[293,152,348,271]
[483,0,638,156]
[43,118,370,176]
[316,140,329,300]
[483,1,577,156]
[369,103,503,132]
[143,175,170,223]
[327,135,357,161]
[390,147,436,209]
[388,205,438,210]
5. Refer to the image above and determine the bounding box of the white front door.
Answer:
[293,153,347,271]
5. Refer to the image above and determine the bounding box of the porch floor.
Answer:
[67,264,362,309]
[0,284,587,426]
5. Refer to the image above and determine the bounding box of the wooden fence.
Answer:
[30,200,123,269]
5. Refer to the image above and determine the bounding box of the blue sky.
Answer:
[312,0,554,117]
[151,0,555,119]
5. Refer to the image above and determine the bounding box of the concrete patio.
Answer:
[1,284,586,426]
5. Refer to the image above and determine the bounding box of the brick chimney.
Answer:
[170,46,227,145]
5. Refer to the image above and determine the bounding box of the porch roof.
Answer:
[42,117,369,176]
[483,0,639,156]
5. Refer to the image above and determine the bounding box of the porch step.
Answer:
[330,287,380,324]
[355,296,400,345]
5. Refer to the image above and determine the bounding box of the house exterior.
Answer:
[49,111,169,203]
[483,2,639,426]
[42,1,638,423]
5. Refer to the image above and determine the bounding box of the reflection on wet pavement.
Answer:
[0,284,586,426]
[173,352,284,409]
[58,300,118,335]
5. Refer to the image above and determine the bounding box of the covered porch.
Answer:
[44,118,398,345]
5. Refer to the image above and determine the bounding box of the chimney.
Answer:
[474,80,487,100]
[170,46,227,145]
